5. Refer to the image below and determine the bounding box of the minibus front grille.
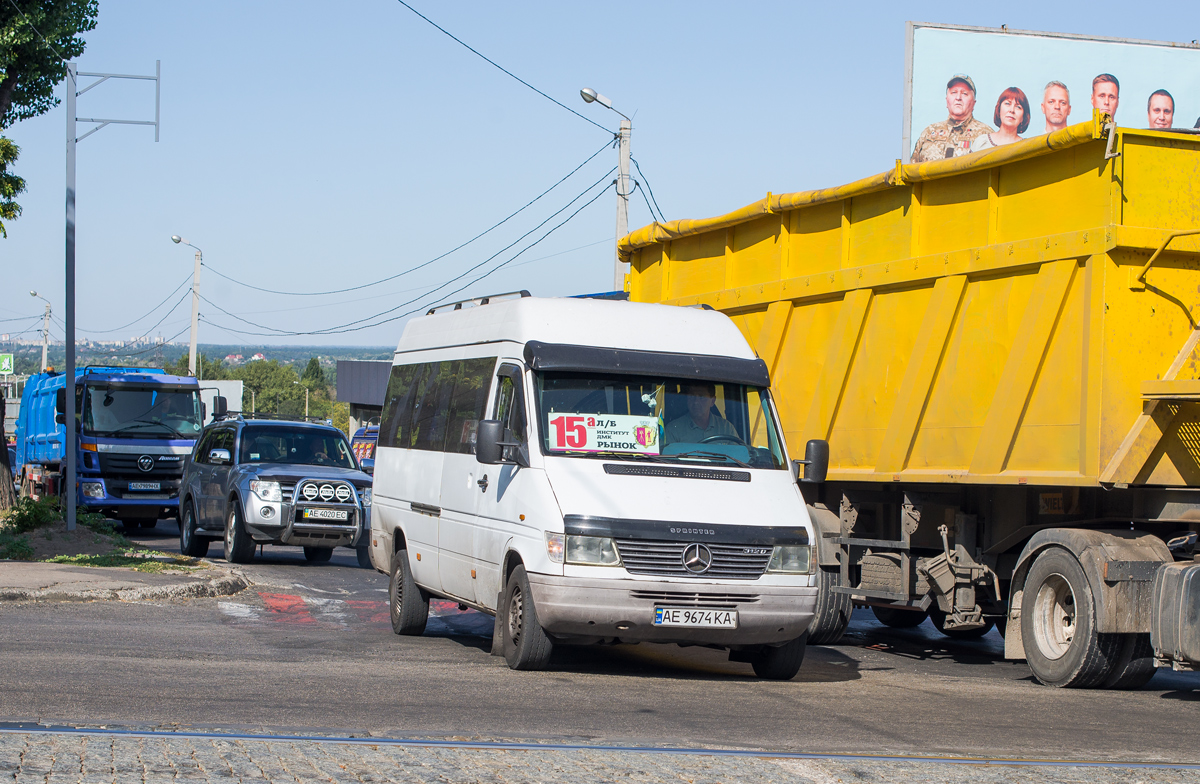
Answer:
[602,464,750,482]
[629,590,761,608]
[615,539,771,579]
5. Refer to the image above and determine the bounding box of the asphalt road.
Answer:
[0,520,1197,766]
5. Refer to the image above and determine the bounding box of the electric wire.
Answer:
[392,0,612,135]
[630,157,666,222]
[103,325,191,357]
[0,313,42,323]
[197,167,616,337]
[3,0,68,62]
[73,275,192,334]
[632,181,659,227]
[199,140,614,298]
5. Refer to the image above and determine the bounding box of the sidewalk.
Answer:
[0,560,247,602]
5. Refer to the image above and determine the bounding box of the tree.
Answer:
[301,357,325,386]
[0,396,17,509]
[0,1,98,236]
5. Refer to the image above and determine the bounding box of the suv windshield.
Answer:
[536,372,786,469]
[83,386,202,438]
[238,426,357,469]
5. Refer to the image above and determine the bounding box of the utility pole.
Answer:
[64,61,161,530]
[30,292,51,372]
[580,88,633,293]
[170,236,202,376]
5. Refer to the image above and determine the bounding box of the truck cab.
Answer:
[15,366,203,528]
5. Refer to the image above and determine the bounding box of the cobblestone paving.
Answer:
[1,732,1197,783]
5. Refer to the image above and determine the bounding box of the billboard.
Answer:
[904,23,1200,163]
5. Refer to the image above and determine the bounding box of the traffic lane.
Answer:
[1,600,1197,762]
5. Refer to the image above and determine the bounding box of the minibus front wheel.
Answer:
[750,632,808,680]
[502,565,554,670]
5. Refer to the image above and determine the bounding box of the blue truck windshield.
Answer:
[83,387,202,438]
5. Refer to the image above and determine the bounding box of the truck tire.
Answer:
[872,606,927,628]
[806,566,851,645]
[1102,633,1156,690]
[178,503,209,558]
[303,547,333,563]
[1021,547,1121,688]
[389,550,429,635]
[502,564,554,670]
[355,544,372,569]
[223,504,256,564]
[929,609,994,639]
[750,632,808,680]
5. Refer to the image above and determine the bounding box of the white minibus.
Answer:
[369,293,825,678]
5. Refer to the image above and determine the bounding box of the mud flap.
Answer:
[490,590,505,656]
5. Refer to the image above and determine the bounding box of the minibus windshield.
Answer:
[536,372,786,469]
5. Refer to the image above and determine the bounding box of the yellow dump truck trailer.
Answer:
[621,112,1200,687]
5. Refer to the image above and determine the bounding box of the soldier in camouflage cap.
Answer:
[911,75,994,163]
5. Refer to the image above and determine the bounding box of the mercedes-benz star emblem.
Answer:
[682,543,713,574]
[137,455,154,472]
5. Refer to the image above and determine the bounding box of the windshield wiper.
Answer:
[562,450,672,463]
[668,450,752,468]
[110,419,173,435]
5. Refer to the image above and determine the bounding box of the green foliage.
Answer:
[44,550,198,573]
[301,357,325,386]
[0,136,24,238]
[0,530,33,560]
[164,352,228,380]
[0,1,98,128]
[1,496,60,533]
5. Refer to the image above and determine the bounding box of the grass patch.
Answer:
[44,550,201,573]
[0,530,34,561]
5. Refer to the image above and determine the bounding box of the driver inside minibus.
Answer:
[664,381,738,444]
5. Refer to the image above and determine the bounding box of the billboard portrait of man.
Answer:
[1041,81,1071,133]
[1091,73,1120,119]
[911,75,994,163]
[1147,89,1174,128]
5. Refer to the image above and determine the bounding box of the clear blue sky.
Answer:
[2,1,1195,347]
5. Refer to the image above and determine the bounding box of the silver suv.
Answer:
[179,416,372,565]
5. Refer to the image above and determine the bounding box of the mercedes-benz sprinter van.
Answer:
[369,293,823,678]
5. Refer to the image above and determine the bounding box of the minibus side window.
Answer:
[445,358,496,454]
[380,363,423,448]
[411,362,453,452]
[493,364,526,444]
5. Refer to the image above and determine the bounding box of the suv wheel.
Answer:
[223,503,255,564]
[179,502,209,558]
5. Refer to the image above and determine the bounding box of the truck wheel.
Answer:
[806,566,851,645]
[502,564,553,670]
[389,550,429,635]
[355,544,372,569]
[1021,547,1121,688]
[872,606,927,628]
[223,505,255,564]
[303,546,333,563]
[929,609,994,639]
[179,503,209,558]
[1102,634,1156,690]
[751,632,808,680]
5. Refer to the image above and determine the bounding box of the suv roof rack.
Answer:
[212,412,332,425]
[426,290,530,316]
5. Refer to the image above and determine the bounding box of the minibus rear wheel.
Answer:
[503,565,553,670]
[389,550,429,635]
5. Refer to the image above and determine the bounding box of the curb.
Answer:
[0,566,250,603]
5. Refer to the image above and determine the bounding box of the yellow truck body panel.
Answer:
[622,116,1200,489]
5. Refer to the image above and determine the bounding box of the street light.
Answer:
[294,381,309,418]
[581,87,632,292]
[171,235,202,377]
[29,291,51,372]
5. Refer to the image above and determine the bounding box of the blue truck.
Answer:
[14,366,204,528]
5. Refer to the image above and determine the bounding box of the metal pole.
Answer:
[188,248,201,376]
[40,304,50,372]
[614,118,631,292]
[64,63,77,531]
[251,388,255,413]
[305,388,309,418]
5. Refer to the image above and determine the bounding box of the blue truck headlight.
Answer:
[250,480,282,503]
[81,482,105,499]
[767,545,812,574]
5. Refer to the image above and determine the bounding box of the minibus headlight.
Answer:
[767,545,812,574]
[566,535,621,567]
[545,532,565,564]
[250,480,282,503]
[81,481,104,499]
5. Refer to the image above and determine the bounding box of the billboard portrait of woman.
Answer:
[971,87,1032,151]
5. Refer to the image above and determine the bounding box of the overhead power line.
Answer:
[630,157,666,222]
[71,274,193,334]
[392,0,612,135]
[4,0,68,62]
[201,139,614,298]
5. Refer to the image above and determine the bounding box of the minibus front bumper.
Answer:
[525,574,817,646]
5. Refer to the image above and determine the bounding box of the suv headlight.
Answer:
[566,535,621,567]
[359,488,372,507]
[766,545,812,574]
[250,480,282,503]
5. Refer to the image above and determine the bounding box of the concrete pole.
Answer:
[188,248,201,376]
[40,304,50,372]
[305,388,309,418]
[64,63,77,531]
[614,118,631,293]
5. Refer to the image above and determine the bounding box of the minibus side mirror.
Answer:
[476,420,505,465]
[794,439,829,483]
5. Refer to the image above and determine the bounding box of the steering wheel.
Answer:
[700,434,748,446]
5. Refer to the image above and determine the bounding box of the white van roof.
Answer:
[395,296,758,360]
